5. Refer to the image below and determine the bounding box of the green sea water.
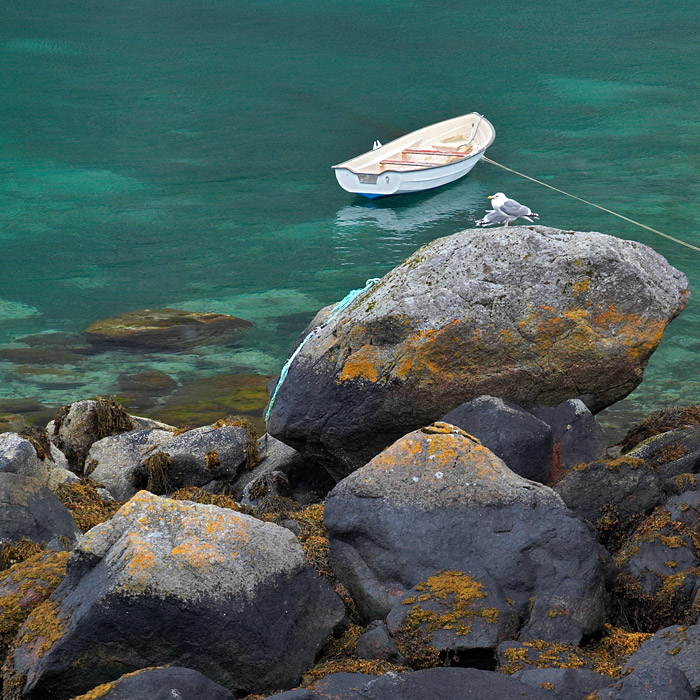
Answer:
[1,0,699,436]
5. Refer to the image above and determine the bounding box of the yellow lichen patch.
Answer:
[585,625,652,677]
[300,658,408,687]
[205,450,220,468]
[500,639,588,675]
[573,278,589,294]
[171,538,224,568]
[393,571,502,668]
[15,599,66,658]
[655,443,690,464]
[338,344,381,383]
[124,533,157,581]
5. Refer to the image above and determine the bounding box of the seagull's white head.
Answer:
[488,192,507,203]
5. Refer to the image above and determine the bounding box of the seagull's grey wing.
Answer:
[500,198,529,217]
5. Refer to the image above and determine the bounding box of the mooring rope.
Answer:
[264,277,380,423]
[482,156,700,253]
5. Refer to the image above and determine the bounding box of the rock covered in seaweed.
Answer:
[48,398,135,473]
[83,307,252,350]
[88,421,257,501]
[6,490,344,699]
[324,422,606,643]
[266,226,688,476]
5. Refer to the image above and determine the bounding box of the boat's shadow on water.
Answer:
[334,178,491,237]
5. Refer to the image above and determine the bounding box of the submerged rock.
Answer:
[84,307,252,350]
[267,226,688,476]
[7,491,344,699]
[324,423,605,643]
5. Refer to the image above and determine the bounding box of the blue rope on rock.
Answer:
[264,278,381,424]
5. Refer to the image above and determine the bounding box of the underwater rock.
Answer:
[267,226,688,476]
[70,666,236,700]
[146,373,270,434]
[441,396,553,483]
[324,423,605,643]
[83,307,252,350]
[48,398,135,473]
[6,491,344,699]
[0,473,80,549]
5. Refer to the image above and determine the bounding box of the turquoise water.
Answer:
[2,0,699,435]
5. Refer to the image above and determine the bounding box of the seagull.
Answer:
[475,209,509,227]
[486,192,539,226]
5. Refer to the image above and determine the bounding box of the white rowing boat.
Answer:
[332,113,495,199]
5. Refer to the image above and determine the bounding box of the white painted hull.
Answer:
[332,113,495,198]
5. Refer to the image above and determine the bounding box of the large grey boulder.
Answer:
[88,424,253,501]
[87,429,176,501]
[594,665,695,700]
[7,491,344,699]
[324,422,606,643]
[267,226,688,476]
[0,473,80,549]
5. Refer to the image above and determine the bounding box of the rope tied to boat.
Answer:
[264,277,381,424]
[482,156,700,253]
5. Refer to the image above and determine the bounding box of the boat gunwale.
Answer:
[331,114,496,175]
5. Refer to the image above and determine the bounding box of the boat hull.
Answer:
[334,151,485,198]
[332,113,495,198]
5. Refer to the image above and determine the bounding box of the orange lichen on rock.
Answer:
[171,538,225,568]
[338,344,380,383]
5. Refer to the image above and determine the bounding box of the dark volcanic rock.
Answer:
[513,667,610,700]
[441,395,553,483]
[307,667,555,699]
[324,423,605,643]
[621,623,700,693]
[385,569,518,666]
[355,621,406,665]
[84,307,252,350]
[7,491,344,699]
[0,473,80,549]
[531,398,606,477]
[594,664,695,700]
[267,226,688,476]
[71,666,236,700]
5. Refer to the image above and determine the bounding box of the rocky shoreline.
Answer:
[0,226,698,700]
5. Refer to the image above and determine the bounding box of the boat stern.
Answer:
[333,167,402,197]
